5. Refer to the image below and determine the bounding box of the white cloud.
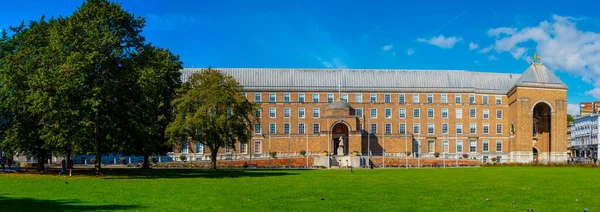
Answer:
[417,35,462,49]
[317,56,347,69]
[567,103,580,116]
[469,42,479,50]
[487,15,600,98]
[407,48,414,56]
[487,27,517,37]
[382,44,394,51]
[479,45,493,53]
[488,55,499,61]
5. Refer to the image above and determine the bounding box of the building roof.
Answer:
[180,63,566,94]
[514,62,568,89]
[325,99,352,110]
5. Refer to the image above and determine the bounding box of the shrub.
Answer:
[405,151,411,157]
[179,155,187,162]
[462,153,469,159]
[269,152,277,158]
[434,152,440,158]
[120,157,127,164]
[126,163,134,167]
[491,157,497,163]
[150,157,158,163]
[90,158,96,164]
[300,150,306,156]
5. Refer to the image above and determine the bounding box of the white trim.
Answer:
[530,100,555,113]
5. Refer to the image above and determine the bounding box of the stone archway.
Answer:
[332,123,349,155]
[532,102,552,162]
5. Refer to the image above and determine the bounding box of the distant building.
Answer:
[570,113,599,160]
[174,61,568,164]
[580,102,600,116]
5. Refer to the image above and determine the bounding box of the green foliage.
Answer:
[299,150,306,156]
[165,68,258,170]
[269,152,277,158]
[567,114,574,123]
[434,152,440,158]
[179,155,186,162]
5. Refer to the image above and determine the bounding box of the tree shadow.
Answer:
[0,196,139,212]
[100,169,301,180]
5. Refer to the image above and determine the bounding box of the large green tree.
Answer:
[166,68,257,170]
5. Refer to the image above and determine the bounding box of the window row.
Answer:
[356,108,503,119]
[422,140,503,153]
[252,93,503,104]
[254,123,321,134]
[366,123,503,135]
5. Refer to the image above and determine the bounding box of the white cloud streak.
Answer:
[469,42,479,50]
[417,35,462,49]
[382,44,394,51]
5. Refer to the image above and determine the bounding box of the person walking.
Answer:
[58,158,67,176]
[0,156,5,171]
[7,158,12,170]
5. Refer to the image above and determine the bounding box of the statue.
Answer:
[338,136,344,147]
[337,136,345,156]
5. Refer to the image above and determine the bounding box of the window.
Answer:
[469,94,475,104]
[255,108,262,118]
[456,123,463,134]
[442,123,448,134]
[254,141,262,154]
[284,93,290,103]
[427,140,435,153]
[196,142,203,154]
[442,108,448,118]
[413,123,420,134]
[313,108,320,118]
[298,93,305,103]
[496,140,502,152]
[182,141,188,153]
[496,124,502,134]
[313,93,319,103]
[483,156,488,163]
[327,94,334,103]
[456,140,463,153]
[254,93,261,103]
[384,94,391,103]
[412,94,419,103]
[496,110,503,119]
[482,95,488,105]
[483,123,489,134]
[427,94,433,103]
[254,123,262,134]
[284,123,290,134]
[385,108,392,118]
[313,123,320,134]
[469,108,476,118]
[470,140,477,152]
[385,123,392,134]
[441,94,448,103]
[356,108,363,118]
[356,94,362,103]
[269,123,276,134]
[496,156,502,163]
[371,108,377,118]
[455,94,462,104]
[413,108,420,118]
[470,123,476,134]
[370,94,377,103]
[370,123,378,134]
[269,108,276,118]
[483,140,489,152]
[456,108,463,119]
[399,123,406,134]
[442,140,449,153]
[399,108,406,119]
[298,108,305,118]
[284,108,290,118]
[358,123,363,132]
[427,123,434,134]
[225,145,232,154]
[242,93,247,98]
[298,123,305,134]
[495,96,502,105]
[269,93,276,103]
[398,94,405,104]
[341,94,348,102]
[240,143,248,154]
[483,109,489,119]
[427,108,434,118]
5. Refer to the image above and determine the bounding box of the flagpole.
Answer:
[417,134,420,168]
[405,122,408,169]
[327,119,330,169]
[383,130,385,168]
[455,131,458,168]
[306,129,309,168]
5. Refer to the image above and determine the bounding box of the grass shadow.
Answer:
[98,168,302,180]
[0,196,139,212]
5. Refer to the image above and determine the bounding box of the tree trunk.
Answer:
[36,154,45,172]
[66,151,73,169]
[94,122,102,175]
[210,148,218,171]
[141,154,151,169]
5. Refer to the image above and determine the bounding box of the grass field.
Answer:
[0,167,598,211]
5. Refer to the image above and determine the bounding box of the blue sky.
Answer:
[3,0,600,115]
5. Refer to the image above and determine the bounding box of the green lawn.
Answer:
[0,167,598,211]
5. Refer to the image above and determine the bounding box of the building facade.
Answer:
[174,61,568,163]
[570,113,599,160]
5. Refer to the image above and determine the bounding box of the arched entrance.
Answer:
[533,147,539,162]
[532,102,552,161]
[332,123,349,155]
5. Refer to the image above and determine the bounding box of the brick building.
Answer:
[174,61,568,164]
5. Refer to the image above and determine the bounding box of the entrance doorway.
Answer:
[332,123,349,155]
[533,148,539,162]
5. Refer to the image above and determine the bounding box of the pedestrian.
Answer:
[7,158,12,170]
[0,156,5,171]
[243,162,248,169]
[58,158,67,176]
[345,160,349,168]
[369,161,373,169]
[338,160,341,170]
[67,157,74,176]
